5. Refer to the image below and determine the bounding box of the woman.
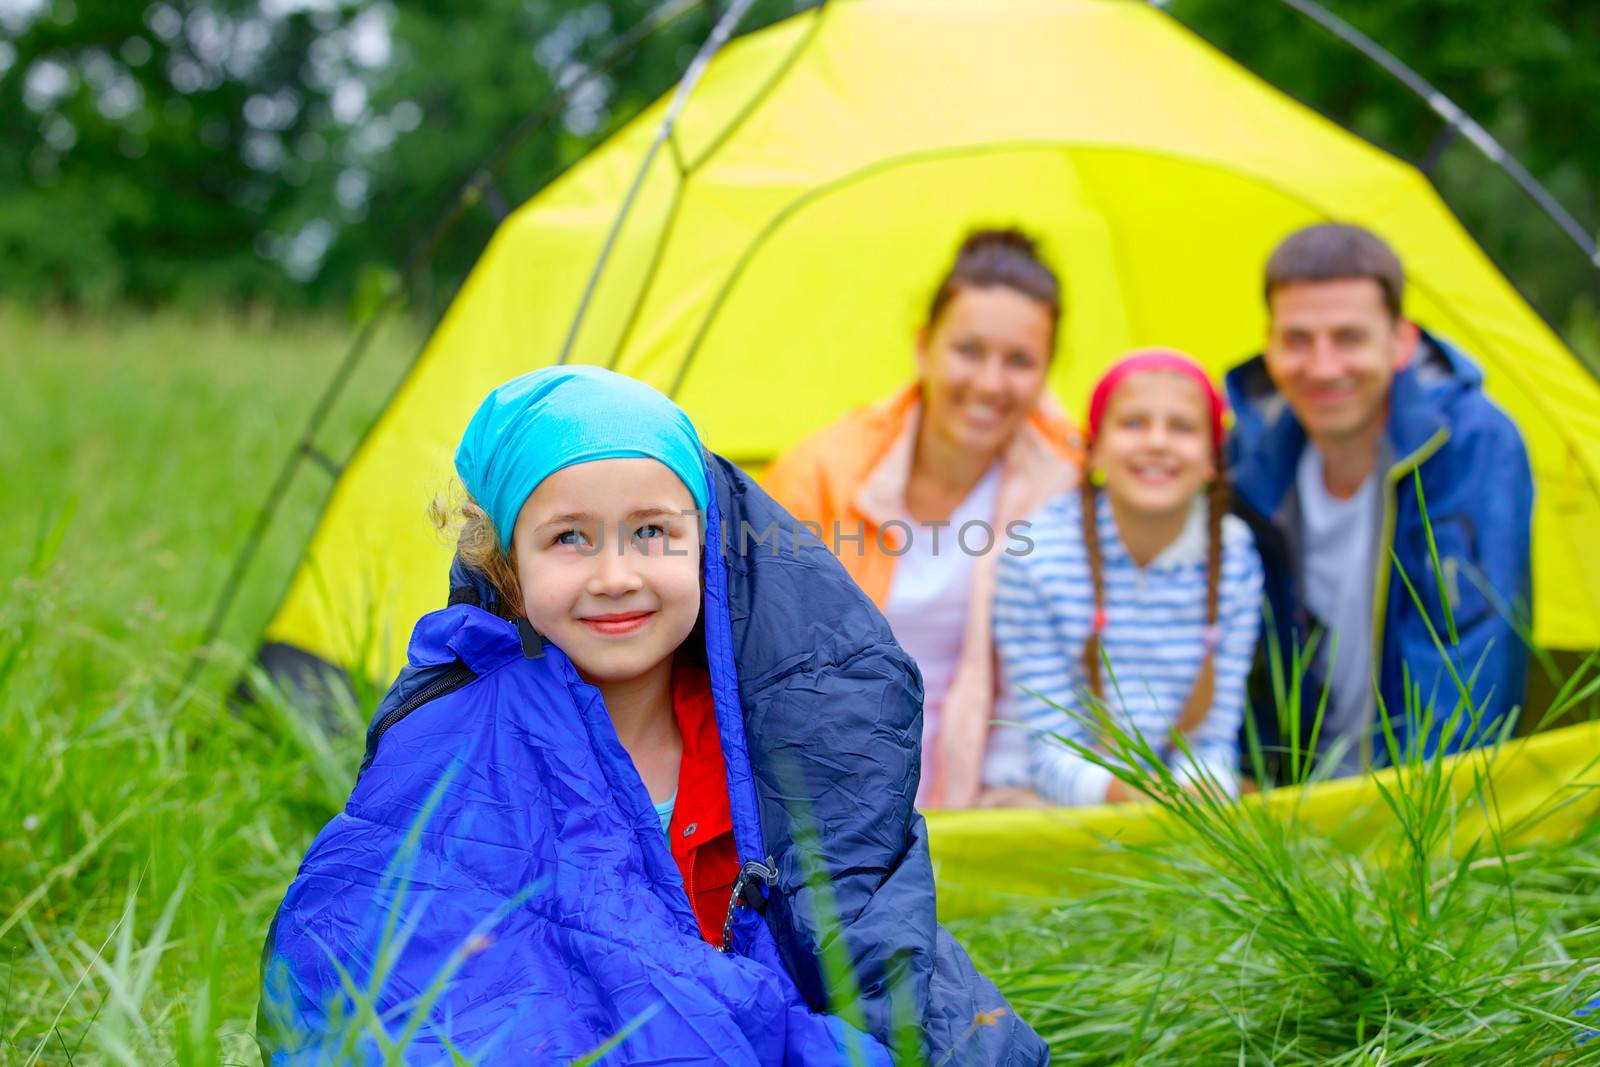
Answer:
[764,229,1080,809]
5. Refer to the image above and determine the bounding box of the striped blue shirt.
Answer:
[987,490,1263,806]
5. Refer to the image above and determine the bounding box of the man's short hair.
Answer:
[1264,223,1405,320]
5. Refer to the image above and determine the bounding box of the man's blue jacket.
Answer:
[259,453,1047,1065]
[1226,330,1533,773]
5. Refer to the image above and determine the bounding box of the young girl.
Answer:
[260,367,1043,1064]
[990,350,1263,805]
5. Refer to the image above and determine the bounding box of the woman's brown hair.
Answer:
[1079,450,1230,740]
[926,227,1062,338]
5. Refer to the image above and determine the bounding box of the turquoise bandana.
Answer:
[454,365,710,551]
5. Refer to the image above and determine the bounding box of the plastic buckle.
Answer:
[720,857,778,953]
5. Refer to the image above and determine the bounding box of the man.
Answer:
[1227,223,1532,777]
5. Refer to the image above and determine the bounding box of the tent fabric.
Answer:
[925,715,1600,921]
[265,0,1600,681]
[261,453,1044,1064]
[257,0,1600,916]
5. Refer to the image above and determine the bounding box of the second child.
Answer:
[987,350,1263,805]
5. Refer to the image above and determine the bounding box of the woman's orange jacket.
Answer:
[763,384,1081,806]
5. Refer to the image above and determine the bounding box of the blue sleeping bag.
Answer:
[260,453,1047,1065]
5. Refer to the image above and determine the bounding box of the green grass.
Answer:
[950,676,1600,1063]
[0,305,411,1064]
[952,821,1600,1063]
[3,305,1600,1064]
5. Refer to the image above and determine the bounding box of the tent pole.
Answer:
[556,0,763,365]
[1269,0,1600,272]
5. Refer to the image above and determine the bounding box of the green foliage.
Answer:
[0,0,806,313]
[2,1,1594,335]
[0,0,345,305]
[955,818,1600,1063]
[0,308,399,1063]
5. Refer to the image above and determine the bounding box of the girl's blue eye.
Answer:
[633,523,666,541]
[555,529,586,547]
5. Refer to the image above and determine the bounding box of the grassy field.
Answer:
[0,306,414,1065]
[3,305,1600,1065]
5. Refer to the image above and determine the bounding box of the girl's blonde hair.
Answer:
[431,493,524,617]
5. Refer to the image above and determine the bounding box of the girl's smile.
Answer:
[1126,458,1181,485]
[580,610,657,636]
[1091,370,1216,521]
[511,458,702,686]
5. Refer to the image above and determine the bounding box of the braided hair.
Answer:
[1080,449,1231,738]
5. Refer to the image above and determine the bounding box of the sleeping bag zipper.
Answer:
[720,858,778,953]
[369,663,477,751]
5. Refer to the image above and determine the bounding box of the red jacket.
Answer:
[667,663,740,947]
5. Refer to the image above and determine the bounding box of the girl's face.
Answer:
[511,458,702,686]
[916,286,1054,459]
[1091,371,1216,519]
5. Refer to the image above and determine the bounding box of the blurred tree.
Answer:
[0,0,351,304]
[0,0,1594,330]
[0,0,802,309]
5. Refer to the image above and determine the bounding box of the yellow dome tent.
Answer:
[249,0,1600,911]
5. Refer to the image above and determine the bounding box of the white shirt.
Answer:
[885,464,1002,805]
[990,492,1263,805]
[1297,446,1382,772]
